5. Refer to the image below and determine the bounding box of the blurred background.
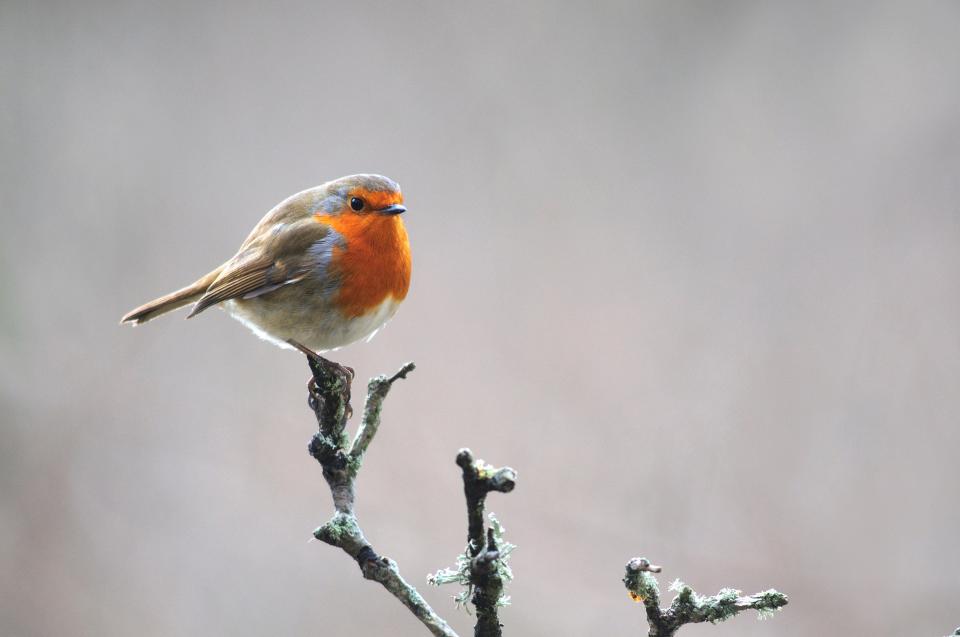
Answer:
[2,1,958,636]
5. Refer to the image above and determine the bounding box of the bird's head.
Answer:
[314,174,405,218]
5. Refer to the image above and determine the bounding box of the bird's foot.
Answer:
[288,340,354,379]
[288,340,354,420]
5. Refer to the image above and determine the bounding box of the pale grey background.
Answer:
[2,1,958,636]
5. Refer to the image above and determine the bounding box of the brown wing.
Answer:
[187,218,333,317]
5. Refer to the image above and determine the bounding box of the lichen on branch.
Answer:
[623,557,787,637]
[430,449,517,637]
[297,347,456,637]
[428,513,516,612]
[294,343,785,637]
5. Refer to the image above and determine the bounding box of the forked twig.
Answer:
[298,348,456,637]
[623,557,788,637]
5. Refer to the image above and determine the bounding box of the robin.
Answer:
[121,174,411,354]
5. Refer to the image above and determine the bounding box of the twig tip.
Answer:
[627,557,662,573]
[456,448,474,467]
[381,361,416,385]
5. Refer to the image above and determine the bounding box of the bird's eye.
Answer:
[350,197,364,211]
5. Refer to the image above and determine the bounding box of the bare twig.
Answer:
[623,557,787,637]
[300,350,457,637]
[350,362,416,464]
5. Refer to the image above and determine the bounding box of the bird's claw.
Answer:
[290,339,354,419]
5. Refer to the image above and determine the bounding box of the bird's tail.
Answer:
[120,265,224,325]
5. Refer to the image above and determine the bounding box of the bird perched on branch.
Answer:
[121,174,411,353]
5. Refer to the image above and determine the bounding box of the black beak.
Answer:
[377,204,406,215]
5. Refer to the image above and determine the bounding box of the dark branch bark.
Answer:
[456,449,517,637]
[623,557,788,637]
[299,348,457,637]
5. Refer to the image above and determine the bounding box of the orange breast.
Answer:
[314,213,411,317]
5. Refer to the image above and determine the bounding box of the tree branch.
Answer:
[300,350,457,637]
[350,362,416,464]
[296,345,786,637]
[427,450,517,637]
[457,449,517,637]
[623,557,788,637]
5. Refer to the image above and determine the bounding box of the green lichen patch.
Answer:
[428,512,516,613]
[624,561,660,603]
[314,512,361,545]
[427,551,473,612]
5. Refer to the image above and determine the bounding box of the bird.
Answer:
[121,174,411,354]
